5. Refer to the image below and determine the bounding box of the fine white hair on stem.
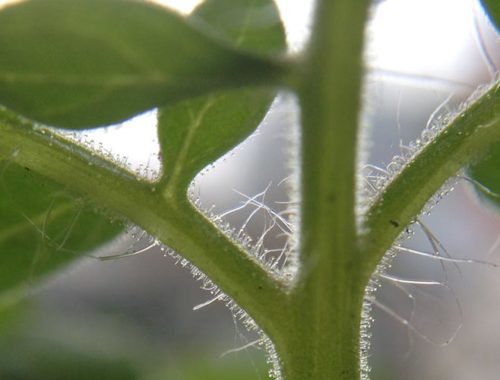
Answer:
[381,272,465,329]
[487,234,500,257]
[369,297,462,347]
[220,338,263,358]
[358,68,500,379]
[224,313,264,380]
[394,245,500,267]
[181,178,298,380]
[193,293,226,311]
[387,280,416,358]
[425,93,454,130]
[373,259,466,351]
[379,273,444,286]
[97,241,158,261]
[416,218,462,282]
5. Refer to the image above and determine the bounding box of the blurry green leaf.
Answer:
[468,143,500,209]
[192,0,287,55]
[0,0,283,129]
[0,160,121,295]
[481,0,500,31]
[0,302,26,336]
[144,353,271,380]
[0,337,138,380]
[158,0,285,193]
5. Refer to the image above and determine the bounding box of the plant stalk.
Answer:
[272,0,371,379]
[362,81,500,275]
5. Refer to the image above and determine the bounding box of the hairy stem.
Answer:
[362,81,500,276]
[0,109,288,337]
[273,0,372,379]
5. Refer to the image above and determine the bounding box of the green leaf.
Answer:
[0,337,138,380]
[0,160,121,295]
[0,0,284,129]
[192,0,287,55]
[145,354,271,380]
[158,0,286,194]
[481,0,500,31]
[468,143,500,209]
[159,89,277,193]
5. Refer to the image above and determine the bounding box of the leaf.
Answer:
[481,0,500,31]
[0,160,121,295]
[0,0,283,129]
[468,143,500,209]
[145,354,271,380]
[158,89,277,192]
[158,0,286,193]
[192,0,287,55]
[0,337,138,380]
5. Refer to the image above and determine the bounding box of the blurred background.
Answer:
[0,0,499,379]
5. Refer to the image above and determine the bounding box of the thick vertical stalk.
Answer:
[275,281,367,380]
[298,0,369,267]
[274,0,371,379]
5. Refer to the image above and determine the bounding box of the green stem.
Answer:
[273,0,371,379]
[274,281,367,380]
[0,109,287,338]
[362,81,500,276]
[297,0,369,272]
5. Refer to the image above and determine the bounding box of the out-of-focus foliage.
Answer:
[481,0,500,30]
[0,157,120,298]
[158,0,285,191]
[0,0,280,128]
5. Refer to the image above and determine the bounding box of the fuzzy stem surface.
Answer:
[274,0,371,379]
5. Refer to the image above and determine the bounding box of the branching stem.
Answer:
[0,2,498,378]
[362,82,500,276]
[0,109,288,338]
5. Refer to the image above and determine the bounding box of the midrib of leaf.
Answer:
[235,0,257,46]
[0,202,74,245]
[163,98,216,198]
